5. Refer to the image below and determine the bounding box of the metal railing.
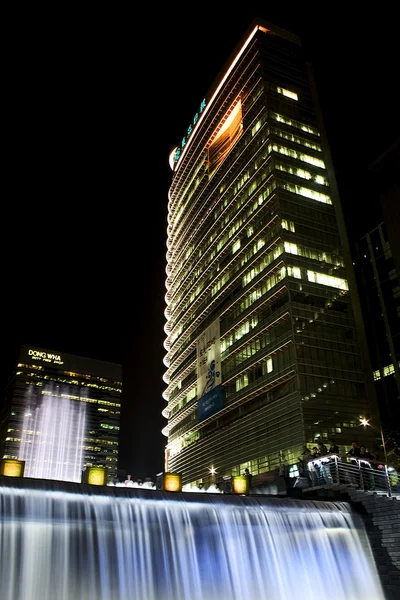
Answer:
[305,454,398,498]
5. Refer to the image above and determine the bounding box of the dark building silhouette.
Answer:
[353,138,400,443]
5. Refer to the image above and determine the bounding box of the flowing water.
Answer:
[19,384,87,482]
[0,481,385,600]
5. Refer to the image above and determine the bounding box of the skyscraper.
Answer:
[163,19,381,488]
[0,345,121,482]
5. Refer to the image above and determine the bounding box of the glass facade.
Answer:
[163,21,380,487]
[0,345,121,482]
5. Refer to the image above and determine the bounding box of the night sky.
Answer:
[2,8,399,479]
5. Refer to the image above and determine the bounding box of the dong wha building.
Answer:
[0,345,121,482]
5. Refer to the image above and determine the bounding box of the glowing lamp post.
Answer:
[157,472,182,492]
[209,465,217,484]
[83,467,108,486]
[232,475,249,495]
[359,417,388,465]
[360,417,391,497]
[0,459,25,478]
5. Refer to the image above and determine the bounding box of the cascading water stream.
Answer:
[18,383,87,482]
[0,481,385,600]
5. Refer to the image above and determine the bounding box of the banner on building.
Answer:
[198,386,223,423]
[197,319,222,422]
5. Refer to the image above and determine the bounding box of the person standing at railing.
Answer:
[298,446,314,484]
[328,440,339,454]
[317,441,333,484]
[243,468,253,490]
[346,441,361,485]
[124,474,134,486]
[347,441,361,461]
[327,440,340,483]
[317,441,328,455]
[359,446,375,490]
[310,446,325,485]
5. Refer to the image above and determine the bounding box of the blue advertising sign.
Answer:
[198,385,223,423]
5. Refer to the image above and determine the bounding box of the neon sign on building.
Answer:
[173,99,207,165]
[28,349,64,365]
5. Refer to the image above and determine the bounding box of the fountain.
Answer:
[18,383,87,482]
[0,478,385,600]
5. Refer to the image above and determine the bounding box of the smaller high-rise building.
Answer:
[355,223,400,436]
[0,345,122,482]
[353,138,400,443]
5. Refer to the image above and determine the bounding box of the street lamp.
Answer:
[208,465,217,486]
[359,417,388,465]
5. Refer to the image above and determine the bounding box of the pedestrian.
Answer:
[328,440,340,454]
[317,441,328,456]
[347,441,360,461]
[243,468,253,489]
[327,440,341,483]
[311,446,320,458]
[317,442,333,484]
[359,446,375,490]
[298,446,314,483]
[346,441,361,485]
[310,447,324,485]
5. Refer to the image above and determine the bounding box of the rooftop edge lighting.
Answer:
[171,25,261,173]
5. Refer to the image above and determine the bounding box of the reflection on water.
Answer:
[0,484,385,600]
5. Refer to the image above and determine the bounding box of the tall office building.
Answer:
[0,345,121,482]
[163,19,380,488]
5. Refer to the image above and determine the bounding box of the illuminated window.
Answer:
[232,240,241,254]
[187,387,197,401]
[307,271,348,291]
[236,373,249,392]
[287,266,301,279]
[272,112,320,136]
[277,87,298,101]
[284,242,298,255]
[270,144,325,169]
[281,219,295,232]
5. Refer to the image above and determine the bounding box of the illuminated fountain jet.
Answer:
[18,383,87,482]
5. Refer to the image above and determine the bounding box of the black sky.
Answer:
[2,8,399,479]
